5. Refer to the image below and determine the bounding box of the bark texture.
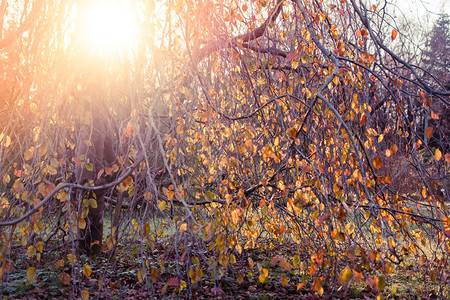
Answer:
[75,112,115,256]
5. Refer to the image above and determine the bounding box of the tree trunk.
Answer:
[75,113,115,256]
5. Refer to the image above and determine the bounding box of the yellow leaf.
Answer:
[179,280,187,293]
[236,273,244,284]
[158,200,166,210]
[340,267,353,283]
[27,246,36,258]
[378,275,386,290]
[83,264,92,277]
[47,165,57,175]
[24,147,34,161]
[259,268,269,283]
[3,135,11,147]
[2,174,10,185]
[67,254,77,264]
[434,149,442,161]
[87,162,96,172]
[27,267,37,283]
[81,289,89,300]
[179,223,187,232]
[89,198,97,208]
[293,255,300,267]
[79,218,86,229]
[281,276,288,287]
[137,269,145,283]
[261,268,268,278]
[144,223,151,236]
[60,272,71,285]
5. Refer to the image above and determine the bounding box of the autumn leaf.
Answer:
[359,113,367,126]
[27,267,37,283]
[81,289,89,300]
[281,276,288,287]
[340,267,353,284]
[390,144,398,154]
[259,268,269,283]
[236,273,244,284]
[430,111,439,119]
[60,272,71,285]
[434,149,442,161]
[373,157,382,169]
[179,223,187,232]
[137,269,145,283]
[24,147,34,161]
[425,127,433,140]
[83,264,92,277]
[391,29,397,41]
[311,277,322,292]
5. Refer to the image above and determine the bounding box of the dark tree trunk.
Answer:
[75,113,115,256]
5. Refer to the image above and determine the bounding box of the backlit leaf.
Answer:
[373,157,382,169]
[340,267,353,283]
[391,29,397,41]
[434,149,442,161]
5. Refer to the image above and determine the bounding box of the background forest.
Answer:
[0,0,449,298]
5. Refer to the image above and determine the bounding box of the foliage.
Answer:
[0,0,449,298]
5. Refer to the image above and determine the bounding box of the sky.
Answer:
[391,0,449,19]
[383,0,449,33]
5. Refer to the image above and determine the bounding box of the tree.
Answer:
[422,13,449,90]
[0,0,449,298]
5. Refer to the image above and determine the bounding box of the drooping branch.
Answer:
[0,155,144,227]
[192,0,284,63]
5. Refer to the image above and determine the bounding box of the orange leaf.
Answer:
[359,113,367,126]
[384,176,392,184]
[373,157,382,169]
[419,91,426,101]
[309,264,317,275]
[390,144,398,154]
[391,29,397,41]
[311,277,321,291]
[425,127,433,140]
[297,282,305,290]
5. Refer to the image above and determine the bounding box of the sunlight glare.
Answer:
[79,1,138,52]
